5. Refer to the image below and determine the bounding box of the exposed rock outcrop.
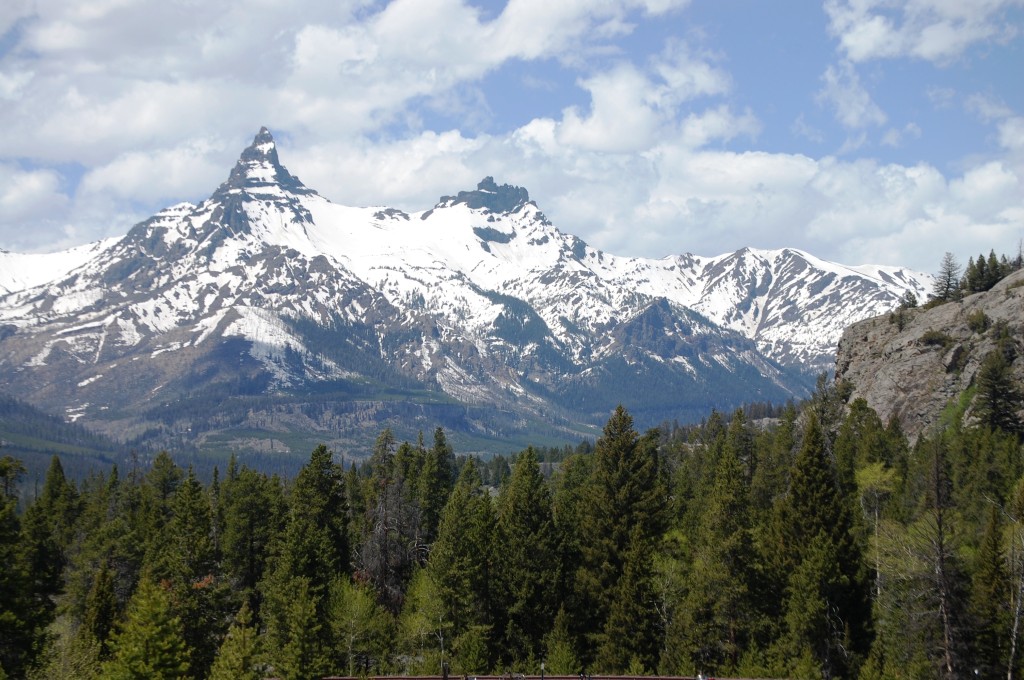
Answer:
[836,268,1024,441]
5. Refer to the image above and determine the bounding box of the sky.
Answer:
[0,0,1022,273]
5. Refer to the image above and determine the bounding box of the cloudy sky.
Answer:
[1,0,1022,272]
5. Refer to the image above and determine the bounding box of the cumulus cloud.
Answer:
[0,164,69,223]
[824,0,1024,63]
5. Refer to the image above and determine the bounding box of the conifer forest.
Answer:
[2,364,1024,680]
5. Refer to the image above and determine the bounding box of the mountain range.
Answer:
[0,128,931,457]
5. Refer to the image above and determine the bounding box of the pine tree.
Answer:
[774,413,871,678]
[0,456,32,677]
[101,578,190,680]
[933,251,962,302]
[263,575,326,680]
[666,434,758,675]
[359,430,420,613]
[543,606,580,674]
[260,445,347,674]
[493,448,561,664]
[975,349,1024,435]
[166,467,228,678]
[594,526,661,673]
[208,601,261,680]
[970,504,1010,679]
[82,561,118,658]
[419,427,456,544]
[575,406,665,663]
[426,459,496,662]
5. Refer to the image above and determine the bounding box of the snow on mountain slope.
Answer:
[0,239,118,295]
[0,128,930,449]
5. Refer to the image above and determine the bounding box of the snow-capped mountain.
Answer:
[0,128,930,455]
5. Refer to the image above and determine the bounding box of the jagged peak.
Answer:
[216,127,315,196]
[440,176,532,213]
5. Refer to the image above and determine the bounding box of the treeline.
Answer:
[1,380,1023,679]
[931,247,1023,304]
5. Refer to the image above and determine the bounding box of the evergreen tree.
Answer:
[220,465,282,608]
[665,434,758,676]
[82,561,118,658]
[165,467,228,678]
[595,526,661,673]
[0,456,33,677]
[975,348,1024,436]
[543,606,580,674]
[419,427,456,545]
[970,504,1011,679]
[359,429,420,613]
[426,459,496,664]
[101,578,190,680]
[773,413,872,678]
[263,575,326,680]
[274,444,348,586]
[260,445,348,676]
[575,406,665,663]
[208,602,261,680]
[493,448,561,665]
[933,251,962,302]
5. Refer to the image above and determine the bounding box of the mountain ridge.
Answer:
[0,128,932,456]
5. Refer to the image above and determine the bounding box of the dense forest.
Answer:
[1,370,1023,680]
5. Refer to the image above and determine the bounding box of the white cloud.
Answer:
[0,163,69,223]
[792,114,825,144]
[817,61,887,129]
[966,93,1014,121]
[999,117,1024,151]
[79,139,229,202]
[558,65,666,153]
[825,0,1024,63]
[0,0,32,36]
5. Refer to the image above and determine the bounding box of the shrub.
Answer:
[921,329,953,348]
[966,309,989,333]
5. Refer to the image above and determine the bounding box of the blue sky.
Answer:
[0,0,1022,272]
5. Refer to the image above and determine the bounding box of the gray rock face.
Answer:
[836,269,1024,441]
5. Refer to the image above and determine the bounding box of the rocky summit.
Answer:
[0,129,931,457]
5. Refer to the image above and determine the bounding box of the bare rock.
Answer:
[835,269,1024,442]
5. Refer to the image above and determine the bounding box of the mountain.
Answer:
[0,128,931,457]
[836,268,1024,441]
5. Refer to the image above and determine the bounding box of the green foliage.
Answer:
[933,251,963,303]
[974,348,1024,435]
[921,328,955,348]
[5,386,1023,679]
[493,448,561,664]
[574,406,666,664]
[100,578,190,680]
[427,459,495,665]
[968,308,990,333]
[327,577,393,676]
[208,602,261,680]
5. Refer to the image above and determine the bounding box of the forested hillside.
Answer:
[2,373,1023,679]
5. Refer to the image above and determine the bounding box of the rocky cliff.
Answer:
[836,268,1024,441]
